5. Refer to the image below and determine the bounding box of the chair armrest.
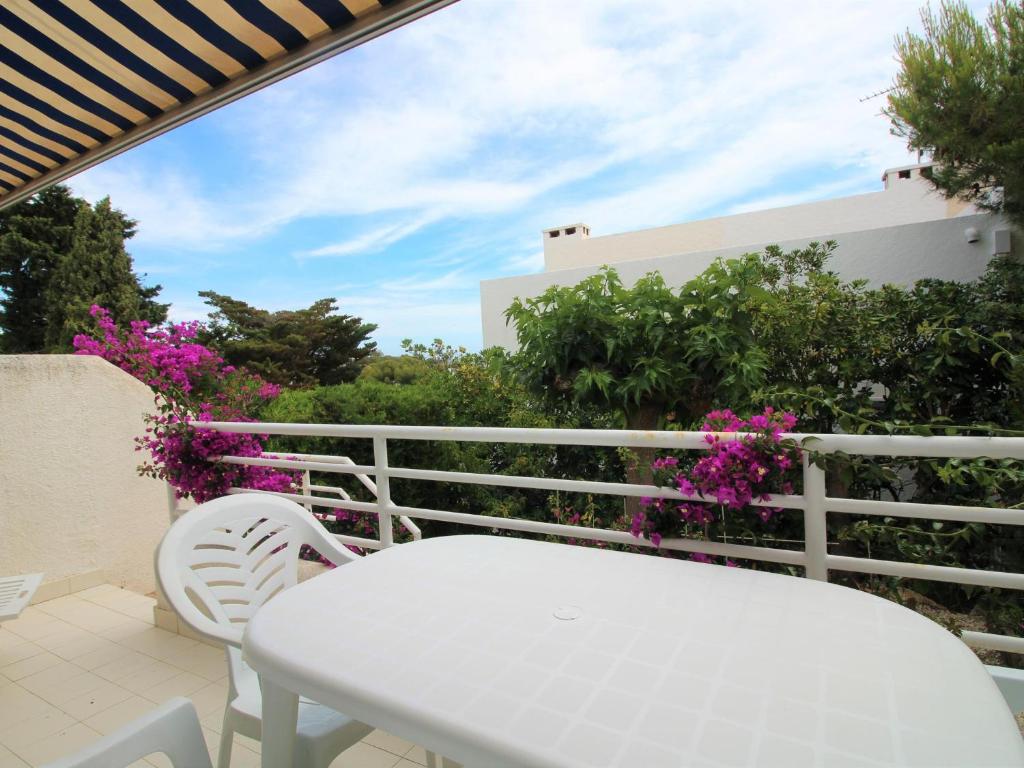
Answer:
[40,697,212,768]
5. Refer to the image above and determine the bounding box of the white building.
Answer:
[480,164,1014,349]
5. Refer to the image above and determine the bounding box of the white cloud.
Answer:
[73,0,948,250]
[500,250,545,274]
[297,214,439,259]
[66,0,994,350]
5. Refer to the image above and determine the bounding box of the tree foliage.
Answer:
[886,0,1024,227]
[197,291,378,388]
[504,260,769,432]
[0,185,165,352]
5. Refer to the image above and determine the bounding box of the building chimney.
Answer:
[542,223,590,241]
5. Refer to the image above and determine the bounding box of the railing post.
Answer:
[301,470,312,513]
[373,436,394,548]
[166,483,180,524]
[802,453,828,581]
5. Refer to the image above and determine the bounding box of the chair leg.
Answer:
[425,752,438,768]
[216,719,234,768]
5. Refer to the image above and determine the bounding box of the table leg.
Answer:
[260,676,298,768]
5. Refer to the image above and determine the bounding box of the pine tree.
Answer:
[0,185,167,352]
[0,186,79,352]
[886,1,1024,228]
[198,291,378,387]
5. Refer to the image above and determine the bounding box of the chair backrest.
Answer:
[156,493,357,651]
[41,697,212,768]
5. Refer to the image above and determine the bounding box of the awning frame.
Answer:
[0,0,457,211]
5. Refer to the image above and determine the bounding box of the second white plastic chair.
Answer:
[156,493,372,768]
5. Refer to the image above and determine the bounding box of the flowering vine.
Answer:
[74,306,296,502]
[631,407,802,563]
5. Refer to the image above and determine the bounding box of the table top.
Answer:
[243,535,1024,768]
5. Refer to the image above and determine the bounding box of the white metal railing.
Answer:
[195,421,1024,655]
[262,452,421,544]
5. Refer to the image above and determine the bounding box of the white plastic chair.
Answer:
[156,493,372,768]
[41,697,212,768]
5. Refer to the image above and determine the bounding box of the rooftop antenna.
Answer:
[858,86,894,103]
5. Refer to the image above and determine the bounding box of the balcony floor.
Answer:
[0,585,428,768]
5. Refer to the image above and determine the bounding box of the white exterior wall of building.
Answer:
[541,165,972,272]
[481,212,1011,350]
[0,355,169,596]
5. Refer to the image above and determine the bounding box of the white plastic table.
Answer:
[243,535,1024,767]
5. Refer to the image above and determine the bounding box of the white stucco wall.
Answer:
[0,355,169,594]
[543,170,975,272]
[482,213,1011,350]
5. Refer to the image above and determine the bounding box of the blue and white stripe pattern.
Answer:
[0,0,449,207]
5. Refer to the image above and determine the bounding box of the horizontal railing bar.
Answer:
[388,466,807,508]
[195,421,1024,458]
[825,555,1024,590]
[263,452,357,464]
[828,497,1024,525]
[228,488,807,567]
[220,455,806,508]
[308,484,350,495]
[331,533,383,551]
[380,505,806,566]
[961,630,1024,655]
[220,456,376,475]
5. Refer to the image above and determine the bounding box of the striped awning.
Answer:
[0,0,455,210]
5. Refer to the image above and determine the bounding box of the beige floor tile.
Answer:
[0,706,77,753]
[30,597,83,620]
[402,746,430,766]
[119,661,182,694]
[141,670,209,703]
[11,722,102,766]
[161,644,227,681]
[116,629,197,662]
[202,727,260,768]
[1,651,63,682]
[330,742,404,768]
[1,614,67,642]
[83,695,156,735]
[44,632,119,662]
[363,730,417,757]
[179,653,229,683]
[22,668,107,707]
[73,585,123,601]
[0,633,34,653]
[0,643,47,672]
[92,651,161,682]
[61,605,140,634]
[33,625,94,652]
[0,743,30,768]
[200,711,223,734]
[98,618,157,643]
[59,679,135,721]
[0,685,58,731]
[187,681,230,718]
[87,591,156,622]
[68,641,132,671]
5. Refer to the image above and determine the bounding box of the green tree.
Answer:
[506,261,769,432]
[886,0,1024,227]
[358,353,432,385]
[0,186,78,352]
[505,260,770,500]
[45,198,167,350]
[198,291,378,388]
[0,185,166,352]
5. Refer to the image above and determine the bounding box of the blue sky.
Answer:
[68,0,988,354]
